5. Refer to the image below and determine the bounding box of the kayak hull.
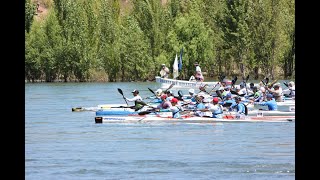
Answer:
[95,114,295,124]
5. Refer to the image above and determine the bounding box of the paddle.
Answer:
[231,76,238,88]
[177,90,184,101]
[148,88,157,96]
[163,83,174,94]
[208,74,225,94]
[283,81,289,88]
[138,107,159,115]
[117,88,129,106]
[265,77,269,85]
[244,74,249,95]
[267,79,278,89]
[199,84,209,94]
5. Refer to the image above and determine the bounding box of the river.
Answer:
[25,82,295,180]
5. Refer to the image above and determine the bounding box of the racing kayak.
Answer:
[94,114,295,124]
[72,104,128,112]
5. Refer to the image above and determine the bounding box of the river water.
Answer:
[25,82,295,180]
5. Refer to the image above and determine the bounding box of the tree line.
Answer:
[25,0,295,82]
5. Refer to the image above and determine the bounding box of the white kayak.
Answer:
[228,109,295,116]
[72,102,159,112]
[95,112,295,124]
[72,104,128,112]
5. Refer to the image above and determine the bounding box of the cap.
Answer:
[194,62,199,65]
[155,89,162,94]
[267,94,273,98]
[160,94,167,99]
[212,97,219,103]
[188,89,195,94]
[224,85,231,90]
[218,87,224,91]
[166,90,173,94]
[170,98,178,103]
[226,93,232,98]
[273,84,280,88]
[234,96,241,101]
[253,86,258,91]
[161,64,166,66]
[289,81,295,86]
[132,89,139,93]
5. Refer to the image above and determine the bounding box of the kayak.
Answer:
[94,105,294,116]
[94,113,295,124]
[72,104,128,112]
[228,109,295,116]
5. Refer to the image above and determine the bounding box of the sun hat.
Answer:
[161,64,166,66]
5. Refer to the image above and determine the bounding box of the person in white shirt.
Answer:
[194,62,204,81]
[160,64,170,78]
[125,89,144,111]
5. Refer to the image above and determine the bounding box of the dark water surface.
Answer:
[25,82,295,180]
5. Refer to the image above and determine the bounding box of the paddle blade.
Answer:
[232,76,237,85]
[230,90,238,95]
[246,75,249,82]
[148,88,156,96]
[164,84,174,93]
[138,111,152,115]
[178,90,183,98]
[117,88,124,95]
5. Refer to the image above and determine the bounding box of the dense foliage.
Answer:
[25,0,295,82]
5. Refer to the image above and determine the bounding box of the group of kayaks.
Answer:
[72,78,295,124]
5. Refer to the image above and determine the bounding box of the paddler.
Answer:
[266,84,283,102]
[125,89,144,111]
[208,97,224,118]
[230,96,247,118]
[251,93,278,111]
[170,98,182,118]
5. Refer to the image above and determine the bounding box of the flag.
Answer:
[178,47,183,72]
[173,54,179,79]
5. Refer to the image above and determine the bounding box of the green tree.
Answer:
[25,0,36,33]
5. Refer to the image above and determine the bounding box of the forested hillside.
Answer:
[25,0,295,82]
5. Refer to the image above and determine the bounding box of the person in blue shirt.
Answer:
[193,94,206,117]
[252,93,278,111]
[230,96,247,115]
[208,97,224,118]
[170,98,182,118]
[220,93,236,111]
